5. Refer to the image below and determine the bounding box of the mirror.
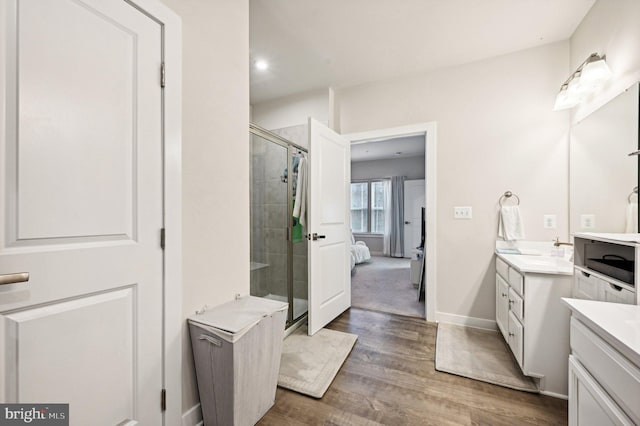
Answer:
[570,83,639,234]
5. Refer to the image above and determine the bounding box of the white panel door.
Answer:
[308,119,351,335]
[403,179,425,257]
[0,1,163,424]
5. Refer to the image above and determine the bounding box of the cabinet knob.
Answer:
[508,299,514,305]
[501,293,507,297]
[508,332,515,337]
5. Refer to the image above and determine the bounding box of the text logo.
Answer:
[0,404,68,426]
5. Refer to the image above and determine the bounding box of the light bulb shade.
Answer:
[580,58,612,85]
[554,88,579,110]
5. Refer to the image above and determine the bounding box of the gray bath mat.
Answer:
[435,323,538,393]
[278,326,357,398]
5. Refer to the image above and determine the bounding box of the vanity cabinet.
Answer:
[564,300,640,426]
[495,254,573,396]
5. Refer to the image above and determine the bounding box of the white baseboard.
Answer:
[435,311,497,331]
[540,390,568,400]
[182,404,203,426]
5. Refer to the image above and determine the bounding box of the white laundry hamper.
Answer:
[188,296,288,426]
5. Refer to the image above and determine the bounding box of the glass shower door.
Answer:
[250,133,289,308]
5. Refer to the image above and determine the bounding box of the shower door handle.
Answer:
[310,233,326,241]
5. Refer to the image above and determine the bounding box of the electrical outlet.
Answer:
[454,206,472,219]
[544,214,557,229]
[581,214,596,229]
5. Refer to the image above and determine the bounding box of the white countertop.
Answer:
[562,298,640,367]
[573,232,640,245]
[496,252,574,275]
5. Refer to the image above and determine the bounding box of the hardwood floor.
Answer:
[259,308,567,425]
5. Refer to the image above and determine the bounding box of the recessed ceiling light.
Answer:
[255,60,269,71]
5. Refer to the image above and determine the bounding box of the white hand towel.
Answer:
[625,202,638,233]
[292,157,307,228]
[498,206,525,241]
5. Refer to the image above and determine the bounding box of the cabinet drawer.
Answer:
[508,287,523,322]
[573,270,604,301]
[508,267,524,296]
[496,257,509,281]
[570,318,640,424]
[602,282,635,305]
[508,310,524,370]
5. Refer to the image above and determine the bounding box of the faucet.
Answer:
[553,237,573,247]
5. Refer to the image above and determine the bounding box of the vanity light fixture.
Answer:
[553,53,612,111]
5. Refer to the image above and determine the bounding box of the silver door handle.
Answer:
[0,272,29,286]
[311,233,326,241]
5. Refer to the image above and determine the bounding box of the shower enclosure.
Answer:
[250,123,308,327]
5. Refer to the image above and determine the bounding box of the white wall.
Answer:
[251,88,329,130]
[339,42,571,324]
[351,156,425,181]
[159,0,249,416]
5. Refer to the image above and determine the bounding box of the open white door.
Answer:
[0,1,165,424]
[308,119,351,335]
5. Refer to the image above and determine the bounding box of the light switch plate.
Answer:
[544,214,557,229]
[454,206,472,219]
[581,214,596,229]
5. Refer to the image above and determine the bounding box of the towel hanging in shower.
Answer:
[293,157,307,230]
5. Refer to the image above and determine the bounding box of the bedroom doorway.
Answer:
[346,123,437,321]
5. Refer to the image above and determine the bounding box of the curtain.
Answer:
[383,176,405,257]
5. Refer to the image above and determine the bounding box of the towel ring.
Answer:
[499,191,520,206]
[628,186,638,203]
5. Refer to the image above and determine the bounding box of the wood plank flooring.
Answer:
[259,308,567,425]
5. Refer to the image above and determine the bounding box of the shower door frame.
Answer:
[250,123,309,327]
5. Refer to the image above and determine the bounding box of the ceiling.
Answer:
[351,135,425,162]
[250,0,595,104]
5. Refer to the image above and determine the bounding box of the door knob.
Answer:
[0,272,29,286]
[404,221,411,224]
[311,233,326,241]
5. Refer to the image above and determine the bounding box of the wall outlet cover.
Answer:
[580,214,596,229]
[543,214,557,229]
[454,206,472,219]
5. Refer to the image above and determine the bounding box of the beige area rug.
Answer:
[435,323,538,393]
[351,255,424,318]
[278,326,357,398]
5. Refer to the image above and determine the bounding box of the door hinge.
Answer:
[160,228,166,250]
[160,62,166,88]
[161,389,166,412]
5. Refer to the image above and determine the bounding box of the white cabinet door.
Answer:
[308,119,351,335]
[569,356,633,426]
[508,311,524,369]
[0,1,163,424]
[496,273,509,339]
